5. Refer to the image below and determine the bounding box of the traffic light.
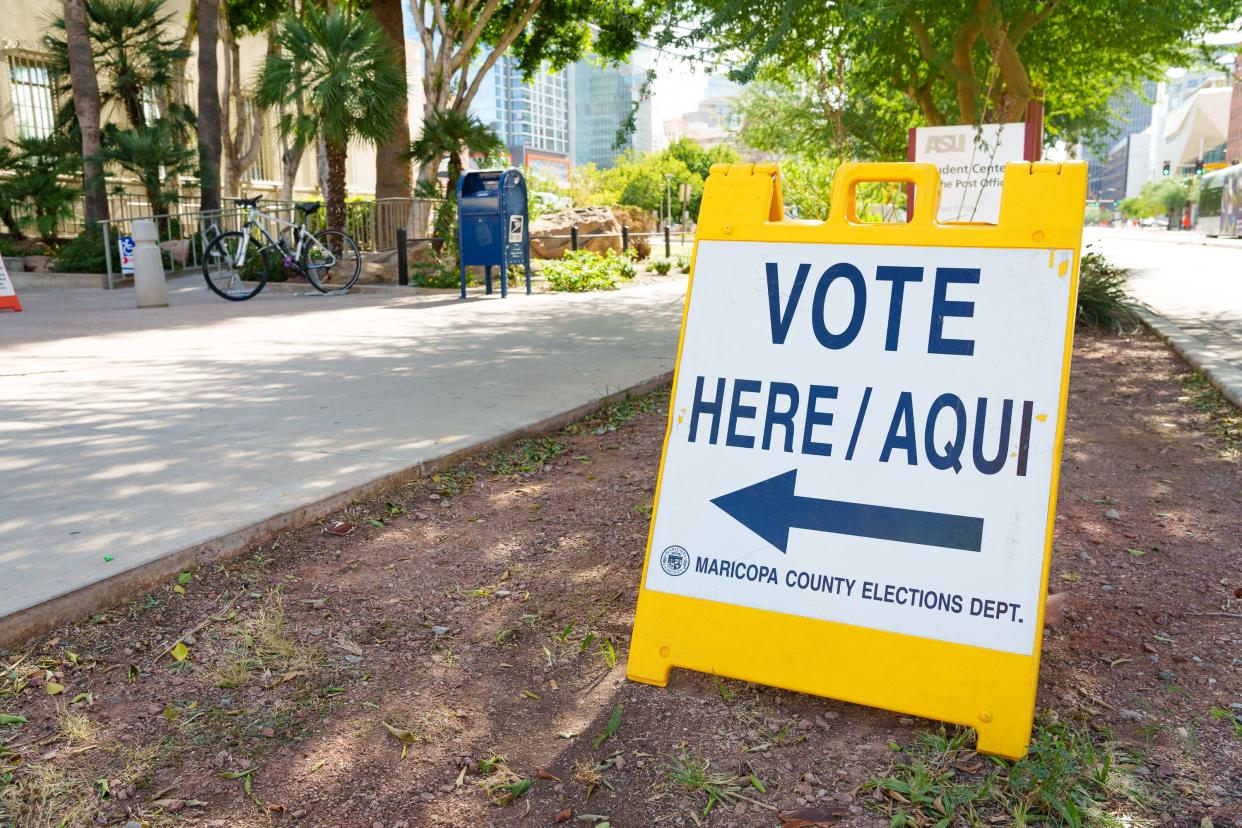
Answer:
[1194,159,1204,176]
[1162,161,1171,176]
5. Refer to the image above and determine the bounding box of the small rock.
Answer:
[797,718,813,731]
[1191,655,1202,663]
[1044,592,1068,627]
[803,771,818,785]
[261,728,276,738]
[290,810,306,819]
[1104,508,1121,521]
[1118,709,1144,722]
[147,703,164,716]
[1157,670,1176,682]
[344,655,364,664]
[428,494,441,501]
[431,626,450,636]
[1142,643,1157,654]
[1102,584,1116,593]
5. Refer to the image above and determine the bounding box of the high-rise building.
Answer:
[1085,82,1157,200]
[1227,54,1242,165]
[472,55,573,182]
[571,46,655,169]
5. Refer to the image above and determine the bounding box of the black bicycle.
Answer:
[202,196,362,301]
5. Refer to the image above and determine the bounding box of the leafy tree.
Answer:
[664,0,1242,147]
[95,121,198,220]
[409,0,657,182]
[406,108,506,261]
[662,138,740,180]
[372,0,411,200]
[258,6,405,233]
[732,63,918,162]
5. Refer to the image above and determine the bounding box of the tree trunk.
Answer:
[373,0,411,200]
[280,140,302,201]
[197,0,223,213]
[326,143,347,234]
[63,0,110,224]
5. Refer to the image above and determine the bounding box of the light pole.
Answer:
[664,173,673,229]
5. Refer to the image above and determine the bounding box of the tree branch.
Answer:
[453,0,542,112]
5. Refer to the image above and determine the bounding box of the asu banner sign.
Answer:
[627,161,1086,759]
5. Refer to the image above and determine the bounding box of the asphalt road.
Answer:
[1084,227,1242,363]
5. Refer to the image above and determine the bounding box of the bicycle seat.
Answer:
[232,195,263,207]
[295,202,322,215]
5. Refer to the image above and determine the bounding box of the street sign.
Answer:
[627,160,1087,759]
[118,235,136,276]
[0,256,22,312]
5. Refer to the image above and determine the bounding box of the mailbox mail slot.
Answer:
[457,168,532,298]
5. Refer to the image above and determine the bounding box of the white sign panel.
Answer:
[0,256,13,297]
[508,215,524,244]
[118,235,136,275]
[646,240,1074,656]
[915,124,1026,224]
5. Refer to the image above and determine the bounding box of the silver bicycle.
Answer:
[202,196,362,301]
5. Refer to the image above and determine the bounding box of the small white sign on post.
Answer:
[118,235,136,275]
[914,124,1026,223]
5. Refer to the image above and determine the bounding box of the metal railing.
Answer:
[98,197,441,289]
[540,224,694,258]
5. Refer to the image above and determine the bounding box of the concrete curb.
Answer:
[0,372,673,649]
[1097,232,1242,252]
[1135,305,1242,411]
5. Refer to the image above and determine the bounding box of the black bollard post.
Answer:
[571,224,579,252]
[396,228,408,286]
[622,225,629,252]
[664,226,671,258]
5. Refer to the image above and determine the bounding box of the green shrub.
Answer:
[675,254,691,274]
[411,254,472,289]
[53,226,109,274]
[1077,251,1137,332]
[650,258,673,275]
[543,249,637,292]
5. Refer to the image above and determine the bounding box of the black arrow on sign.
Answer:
[710,469,984,554]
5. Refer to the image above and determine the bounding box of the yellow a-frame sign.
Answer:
[627,161,1086,759]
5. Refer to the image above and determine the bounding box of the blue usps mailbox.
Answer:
[457,168,532,299]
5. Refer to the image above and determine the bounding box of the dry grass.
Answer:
[58,709,96,745]
[0,763,95,828]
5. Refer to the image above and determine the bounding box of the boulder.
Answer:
[529,207,621,259]
[356,244,439,284]
[23,255,52,273]
[159,239,191,269]
[2,256,24,273]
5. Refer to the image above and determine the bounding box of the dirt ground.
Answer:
[1,329,1240,828]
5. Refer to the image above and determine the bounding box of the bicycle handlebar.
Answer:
[231,195,263,207]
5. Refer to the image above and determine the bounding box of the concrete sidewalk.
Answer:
[0,277,685,643]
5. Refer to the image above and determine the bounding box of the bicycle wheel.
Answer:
[202,231,274,301]
[302,229,361,293]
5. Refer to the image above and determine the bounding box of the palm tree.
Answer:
[47,0,193,134]
[372,0,411,200]
[197,0,222,213]
[62,0,109,223]
[257,7,405,233]
[407,109,506,253]
[95,121,197,221]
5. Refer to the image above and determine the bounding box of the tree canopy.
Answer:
[661,0,1242,150]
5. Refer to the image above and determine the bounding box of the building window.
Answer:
[7,55,59,139]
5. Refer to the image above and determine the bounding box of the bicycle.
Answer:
[202,196,362,301]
